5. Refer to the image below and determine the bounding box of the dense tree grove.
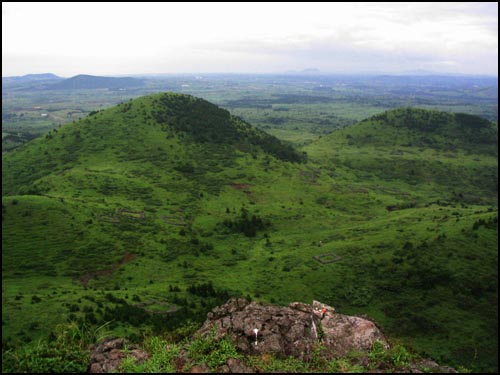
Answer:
[222,208,271,237]
[151,94,305,163]
[370,108,497,150]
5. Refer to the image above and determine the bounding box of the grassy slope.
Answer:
[2,99,498,371]
[303,108,498,371]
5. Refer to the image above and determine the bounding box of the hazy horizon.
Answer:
[2,2,498,77]
[3,70,500,79]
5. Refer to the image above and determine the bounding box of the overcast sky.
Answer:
[2,2,498,77]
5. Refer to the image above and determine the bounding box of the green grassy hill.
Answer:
[303,107,498,371]
[306,107,498,206]
[2,98,497,372]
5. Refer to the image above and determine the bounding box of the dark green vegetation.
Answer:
[1,322,106,373]
[151,94,304,162]
[2,92,498,372]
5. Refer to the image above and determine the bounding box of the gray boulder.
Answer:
[196,298,388,361]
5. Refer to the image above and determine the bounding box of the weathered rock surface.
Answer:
[87,299,456,373]
[88,338,148,373]
[196,298,388,360]
[220,358,254,373]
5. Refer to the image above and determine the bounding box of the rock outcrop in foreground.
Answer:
[89,298,457,373]
[197,298,388,360]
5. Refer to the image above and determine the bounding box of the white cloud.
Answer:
[2,2,498,76]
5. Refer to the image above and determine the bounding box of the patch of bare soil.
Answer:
[79,252,137,287]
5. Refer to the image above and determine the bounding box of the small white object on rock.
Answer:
[253,328,259,345]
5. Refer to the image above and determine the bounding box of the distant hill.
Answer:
[2,73,62,81]
[2,73,63,88]
[351,108,497,154]
[47,74,144,90]
[305,107,498,204]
